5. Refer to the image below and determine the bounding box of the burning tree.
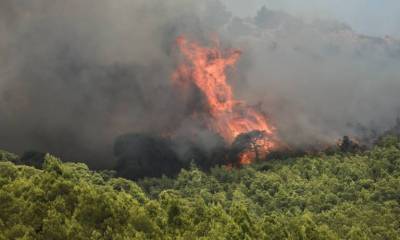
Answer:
[230,130,272,166]
[173,36,278,165]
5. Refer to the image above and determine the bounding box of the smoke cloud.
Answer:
[222,0,400,38]
[221,7,400,147]
[0,0,209,167]
[1,0,399,168]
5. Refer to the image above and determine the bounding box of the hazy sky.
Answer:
[1,0,400,165]
[222,0,400,37]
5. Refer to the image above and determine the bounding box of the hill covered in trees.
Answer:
[0,136,399,239]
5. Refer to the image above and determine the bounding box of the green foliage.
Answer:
[0,150,18,163]
[1,139,400,239]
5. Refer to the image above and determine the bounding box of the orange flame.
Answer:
[173,36,277,164]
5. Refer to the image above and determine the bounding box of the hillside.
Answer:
[0,136,399,239]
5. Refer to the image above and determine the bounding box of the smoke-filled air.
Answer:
[1,1,399,168]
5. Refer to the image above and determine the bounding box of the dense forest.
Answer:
[0,135,399,239]
[2,1,400,240]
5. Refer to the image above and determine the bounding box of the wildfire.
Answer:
[173,36,277,164]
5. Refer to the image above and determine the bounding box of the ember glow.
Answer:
[173,36,278,164]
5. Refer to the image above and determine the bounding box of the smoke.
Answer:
[222,0,400,38]
[1,1,400,168]
[220,8,400,147]
[0,0,215,167]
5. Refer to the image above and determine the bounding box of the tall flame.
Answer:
[173,36,277,164]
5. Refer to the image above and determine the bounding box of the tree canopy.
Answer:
[0,136,399,239]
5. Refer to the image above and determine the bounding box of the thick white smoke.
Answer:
[1,0,399,167]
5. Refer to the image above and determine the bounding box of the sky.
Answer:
[222,0,400,38]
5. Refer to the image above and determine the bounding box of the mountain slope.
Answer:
[1,136,399,239]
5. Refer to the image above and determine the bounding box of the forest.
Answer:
[1,1,400,239]
[0,135,399,239]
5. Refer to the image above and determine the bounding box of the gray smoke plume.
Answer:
[1,1,399,168]
[0,0,210,167]
[221,7,400,147]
